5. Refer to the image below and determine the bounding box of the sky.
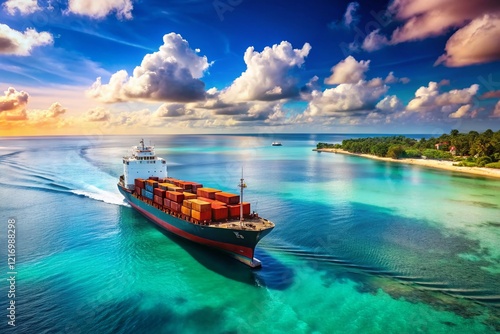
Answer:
[0,0,500,136]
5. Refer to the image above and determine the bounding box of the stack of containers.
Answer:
[214,192,240,205]
[167,191,184,213]
[189,199,211,222]
[144,179,158,200]
[153,187,166,206]
[134,178,145,195]
[198,196,228,222]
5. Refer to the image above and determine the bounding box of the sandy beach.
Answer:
[314,148,500,179]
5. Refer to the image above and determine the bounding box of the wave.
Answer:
[71,188,128,207]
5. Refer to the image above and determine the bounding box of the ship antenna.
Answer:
[140,138,145,150]
[238,167,247,227]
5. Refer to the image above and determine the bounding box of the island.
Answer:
[314,130,500,179]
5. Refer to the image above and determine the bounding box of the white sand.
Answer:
[314,149,500,179]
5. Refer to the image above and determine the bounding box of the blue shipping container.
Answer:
[145,190,153,200]
[146,184,153,192]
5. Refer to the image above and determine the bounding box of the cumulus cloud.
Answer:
[376,95,403,113]
[0,87,29,112]
[325,56,369,85]
[3,0,41,15]
[449,104,471,118]
[306,80,388,116]
[220,41,311,102]
[86,107,111,121]
[360,0,500,66]
[67,0,133,19]
[407,81,479,112]
[0,24,53,56]
[435,14,500,67]
[87,33,210,103]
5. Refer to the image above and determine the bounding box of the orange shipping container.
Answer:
[190,199,211,213]
[212,206,228,221]
[183,192,197,200]
[134,178,146,188]
[192,209,211,221]
[196,188,221,199]
[167,191,185,203]
[241,202,251,216]
[158,182,176,190]
[181,206,191,216]
[169,186,184,192]
[215,192,240,205]
[163,198,171,208]
[183,200,192,209]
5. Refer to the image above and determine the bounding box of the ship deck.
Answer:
[209,218,274,231]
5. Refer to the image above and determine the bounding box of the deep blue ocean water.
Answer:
[0,134,499,333]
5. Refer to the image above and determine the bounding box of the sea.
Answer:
[0,134,498,334]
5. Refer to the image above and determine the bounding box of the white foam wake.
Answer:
[71,185,129,207]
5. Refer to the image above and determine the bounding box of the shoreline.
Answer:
[313,148,500,179]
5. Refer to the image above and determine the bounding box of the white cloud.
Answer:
[362,29,389,52]
[306,80,388,116]
[86,107,111,121]
[325,56,369,85]
[329,2,360,29]
[435,14,500,67]
[220,41,311,102]
[0,24,53,56]
[67,0,133,19]
[376,95,403,113]
[449,104,471,118]
[407,82,479,113]
[3,0,41,15]
[87,33,210,103]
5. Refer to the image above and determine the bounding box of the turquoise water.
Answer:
[0,134,498,333]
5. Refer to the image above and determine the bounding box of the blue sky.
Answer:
[1,0,500,135]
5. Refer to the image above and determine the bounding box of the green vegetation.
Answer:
[316,129,500,168]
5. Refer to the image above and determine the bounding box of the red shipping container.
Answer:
[196,188,221,199]
[241,202,251,216]
[134,178,146,188]
[227,204,240,218]
[154,195,163,206]
[170,202,181,213]
[178,181,192,190]
[153,188,166,198]
[163,198,171,208]
[212,206,228,221]
[149,176,159,181]
[215,192,240,205]
[192,209,211,221]
[167,191,185,203]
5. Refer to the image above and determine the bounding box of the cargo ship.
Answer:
[118,140,275,268]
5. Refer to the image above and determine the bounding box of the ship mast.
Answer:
[238,168,247,227]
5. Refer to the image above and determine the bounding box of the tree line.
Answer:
[316,129,500,168]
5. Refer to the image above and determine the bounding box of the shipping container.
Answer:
[153,188,166,198]
[227,204,241,218]
[183,200,193,209]
[141,188,146,197]
[158,182,176,190]
[212,206,228,221]
[190,199,211,213]
[177,181,193,190]
[145,179,159,187]
[169,186,183,192]
[183,192,197,200]
[166,191,185,203]
[190,182,203,191]
[215,192,240,205]
[192,209,211,221]
[170,202,181,213]
[181,206,191,216]
[196,188,221,199]
[134,178,146,188]
[148,176,159,181]
[144,190,154,200]
[241,202,251,216]
[154,195,163,206]
[163,198,171,209]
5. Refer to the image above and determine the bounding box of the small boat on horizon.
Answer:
[272,142,282,146]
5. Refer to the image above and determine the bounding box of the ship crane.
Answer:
[238,168,247,227]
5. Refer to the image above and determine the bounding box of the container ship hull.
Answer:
[118,184,273,267]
